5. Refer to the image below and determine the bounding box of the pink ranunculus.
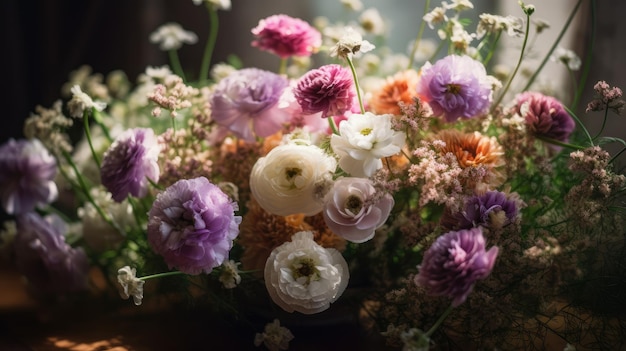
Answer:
[251,14,322,58]
[323,177,394,243]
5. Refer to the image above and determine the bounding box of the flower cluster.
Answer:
[1,1,624,350]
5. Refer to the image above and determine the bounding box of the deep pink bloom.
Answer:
[14,213,90,294]
[147,177,241,275]
[0,138,58,215]
[251,14,321,58]
[414,227,498,307]
[210,68,290,142]
[416,55,493,122]
[323,177,394,243]
[100,128,160,202]
[513,91,575,143]
[294,64,355,117]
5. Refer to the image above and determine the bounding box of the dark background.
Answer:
[1,0,625,164]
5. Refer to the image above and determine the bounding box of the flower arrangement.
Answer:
[1,0,625,350]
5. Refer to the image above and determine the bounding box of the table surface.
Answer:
[0,265,396,351]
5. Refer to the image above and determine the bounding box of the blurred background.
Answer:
[1,0,624,157]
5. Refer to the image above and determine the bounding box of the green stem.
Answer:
[535,135,584,150]
[483,30,502,66]
[592,106,610,140]
[91,109,113,142]
[408,0,431,69]
[278,57,288,76]
[169,49,186,81]
[572,0,596,111]
[346,56,365,114]
[83,108,101,169]
[521,0,583,92]
[199,5,219,84]
[140,270,185,281]
[425,304,454,337]
[328,116,339,135]
[563,105,593,146]
[491,11,531,113]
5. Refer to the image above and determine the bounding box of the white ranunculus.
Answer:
[330,112,406,177]
[250,143,336,216]
[264,231,349,314]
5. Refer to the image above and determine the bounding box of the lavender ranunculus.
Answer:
[147,177,241,275]
[323,177,394,243]
[414,227,498,307]
[513,91,575,143]
[251,14,322,58]
[14,212,89,294]
[416,54,493,122]
[445,191,519,230]
[100,128,160,202]
[0,138,58,215]
[294,64,355,117]
[210,68,290,141]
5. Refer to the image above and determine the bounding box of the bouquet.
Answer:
[1,0,625,350]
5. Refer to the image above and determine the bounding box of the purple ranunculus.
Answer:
[147,177,241,275]
[414,227,498,307]
[513,91,575,143]
[100,128,160,202]
[251,14,322,58]
[416,54,493,122]
[446,191,519,230]
[0,138,58,215]
[323,177,394,243]
[14,212,90,294]
[210,68,290,142]
[294,64,355,118]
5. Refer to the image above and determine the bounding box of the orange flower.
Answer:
[238,197,346,273]
[369,70,420,115]
[434,129,505,188]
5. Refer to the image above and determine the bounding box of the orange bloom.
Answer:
[238,197,346,273]
[434,129,505,188]
[369,70,420,115]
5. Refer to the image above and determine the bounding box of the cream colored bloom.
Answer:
[192,0,231,10]
[359,8,385,36]
[264,231,349,314]
[340,0,363,11]
[253,319,294,351]
[423,6,447,29]
[219,260,241,289]
[331,112,406,177]
[68,85,107,118]
[250,142,336,216]
[551,47,581,71]
[149,22,198,51]
[117,266,145,306]
[329,26,375,58]
[79,186,133,252]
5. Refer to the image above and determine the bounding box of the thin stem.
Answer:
[140,270,185,281]
[592,106,610,140]
[279,57,288,76]
[425,304,454,337]
[346,56,365,114]
[83,108,101,169]
[199,6,219,84]
[572,0,596,111]
[169,49,186,81]
[328,116,339,135]
[563,105,594,146]
[482,30,502,66]
[491,12,531,113]
[408,0,431,69]
[91,109,113,142]
[521,0,583,92]
[535,135,584,150]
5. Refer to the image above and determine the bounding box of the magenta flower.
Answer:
[414,227,498,307]
[0,138,58,215]
[323,177,394,243]
[443,191,519,230]
[147,177,241,275]
[294,64,355,118]
[14,213,89,294]
[210,68,290,141]
[513,91,575,143]
[416,54,493,122]
[100,128,160,202]
[251,14,321,58]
